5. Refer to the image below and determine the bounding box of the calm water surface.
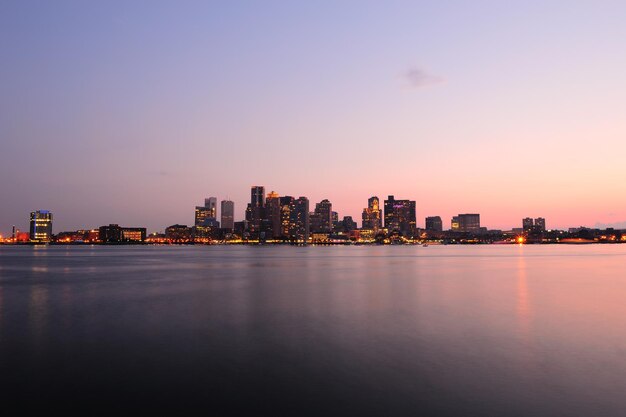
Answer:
[1,245,625,415]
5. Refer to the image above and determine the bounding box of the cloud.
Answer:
[594,221,626,229]
[402,67,445,89]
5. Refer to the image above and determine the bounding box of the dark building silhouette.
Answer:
[99,224,146,242]
[165,224,192,242]
[292,197,310,242]
[220,200,235,230]
[425,216,443,232]
[384,196,416,236]
[246,186,266,235]
[311,199,333,233]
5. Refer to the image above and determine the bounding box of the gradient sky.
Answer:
[2,1,626,234]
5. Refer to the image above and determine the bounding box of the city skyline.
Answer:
[2,2,626,234]
[4,184,626,236]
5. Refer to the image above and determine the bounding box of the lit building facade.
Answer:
[99,224,146,242]
[30,210,53,242]
[383,196,416,236]
[311,199,332,233]
[452,214,480,233]
[362,196,382,230]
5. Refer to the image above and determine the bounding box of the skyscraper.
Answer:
[384,196,416,236]
[246,186,266,234]
[195,197,219,230]
[522,218,534,231]
[311,199,332,233]
[362,196,382,230]
[205,197,217,218]
[279,196,295,239]
[265,191,281,238]
[292,197,310,242]
[221,200,235,230]
[30,210,52,242]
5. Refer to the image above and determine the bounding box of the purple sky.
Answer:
[2,1,626,235]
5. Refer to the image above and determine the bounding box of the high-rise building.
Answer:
[246,186,266,235]
[522,218,534,231]
[251,186,265,208]
[534,217,546,232]
[265,191,281,238]
[279,196,295,238]
[292,197,310,242]
[452,214,480,233]
[310,199,332,233]
[221,200,235,230]
[30,210,53,242]
[205,197,217,218]
[384,196,416,236]
[362,196,382,230]
[425,216,443,232]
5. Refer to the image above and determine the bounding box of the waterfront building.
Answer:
[30,210,53,242]
[425,216,443,232]
[452,214,481,233]
[362,196,382,231]
[221,200,235,230]
[165,224,192,242]
[384,196,416,236]
[99,224,146,243]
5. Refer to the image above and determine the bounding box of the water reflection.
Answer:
[29,285,48,347]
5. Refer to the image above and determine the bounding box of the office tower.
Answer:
[452,214,480,233]
[425,216,443,232]
[265,191,281,238]
[205,197,217,218]
[292,197,310,242]
[221,200,235,230]
[310,199,332,234]
[30,210,53,242]
[384,196,416,236]
[251,186,265,208]
[279,196,295,238]
[362,196,382,230]
[534,217,546,232]
[331,211,339,225]
[522,218,534,232]
[246,186,266,234]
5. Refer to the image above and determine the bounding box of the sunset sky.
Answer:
[2,1,626,234]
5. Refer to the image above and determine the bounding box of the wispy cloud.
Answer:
[402,67,445,89]
[594,221,626,229]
